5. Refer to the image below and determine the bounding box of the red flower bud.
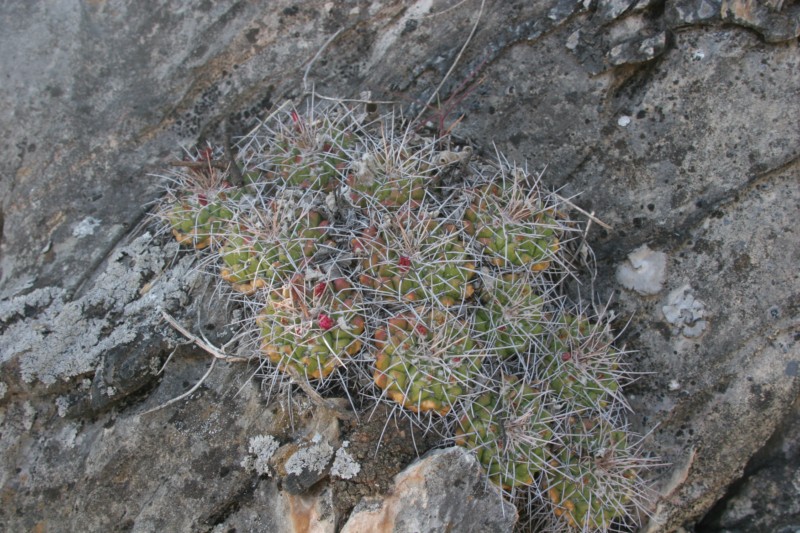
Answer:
[197,193,208,206]
[314,282,327,297]
[398,256,411,272]
[319,314,334,330]
[561,352,572,362]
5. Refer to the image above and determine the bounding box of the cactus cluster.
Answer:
[154,101,651,532]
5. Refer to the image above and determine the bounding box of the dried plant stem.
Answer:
[140,358,216,416]
[554,193,613,231]
[140,311,250,416]
[160,310,249,363]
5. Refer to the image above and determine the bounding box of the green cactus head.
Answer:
[462,166,566,272]
[473,270,548,362]
[455,375,554,491]
[346,132,437,210]
[244,107,355,192]
[352,213,477,307]
[538,311,625,412]
[544,416,647,532]
[160,162,243,250]
[372,308,482,415]
[257,275,366,380]
[218,200,335,294]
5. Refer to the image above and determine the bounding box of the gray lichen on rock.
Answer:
[662,284,708,338]
[0,234,198,385]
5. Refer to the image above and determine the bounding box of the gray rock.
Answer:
[1,1,798,532]
[667,0,800,42]
[697,396,800,532]
[607,31,670,67]
[596,0,639,22]
[666,0,723,26]
[340,447,517,533]
[720,0,800,43]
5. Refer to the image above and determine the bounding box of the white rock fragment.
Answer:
[662,285,708,338]
[242,434,280,476]
[72,217,102,237]
[331,441,361,480]
[617,115,632,127]
[668,380,681,391]
[616,244,668,295]
[56,396,71,417]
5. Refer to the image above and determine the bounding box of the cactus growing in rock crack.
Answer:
[152,101,652,533]
[372,308,482,415]
[542,416,649,532]
[257,275,366,380]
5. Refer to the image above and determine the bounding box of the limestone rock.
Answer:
[340,447,517,533]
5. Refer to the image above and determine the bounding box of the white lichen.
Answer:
[662,284,707,337]
[285,434,334,476]
[0,286,65,323]
[242,434,280,476]
[0,234,198,385]
[616,244,668,295]
[331,441,361,480]
[72,217,102,237]
[56,396,71,418]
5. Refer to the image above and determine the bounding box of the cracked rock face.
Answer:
[1,1,798,532]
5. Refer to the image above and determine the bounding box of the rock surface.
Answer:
[1,1,798,532]
[340,447,517,533]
